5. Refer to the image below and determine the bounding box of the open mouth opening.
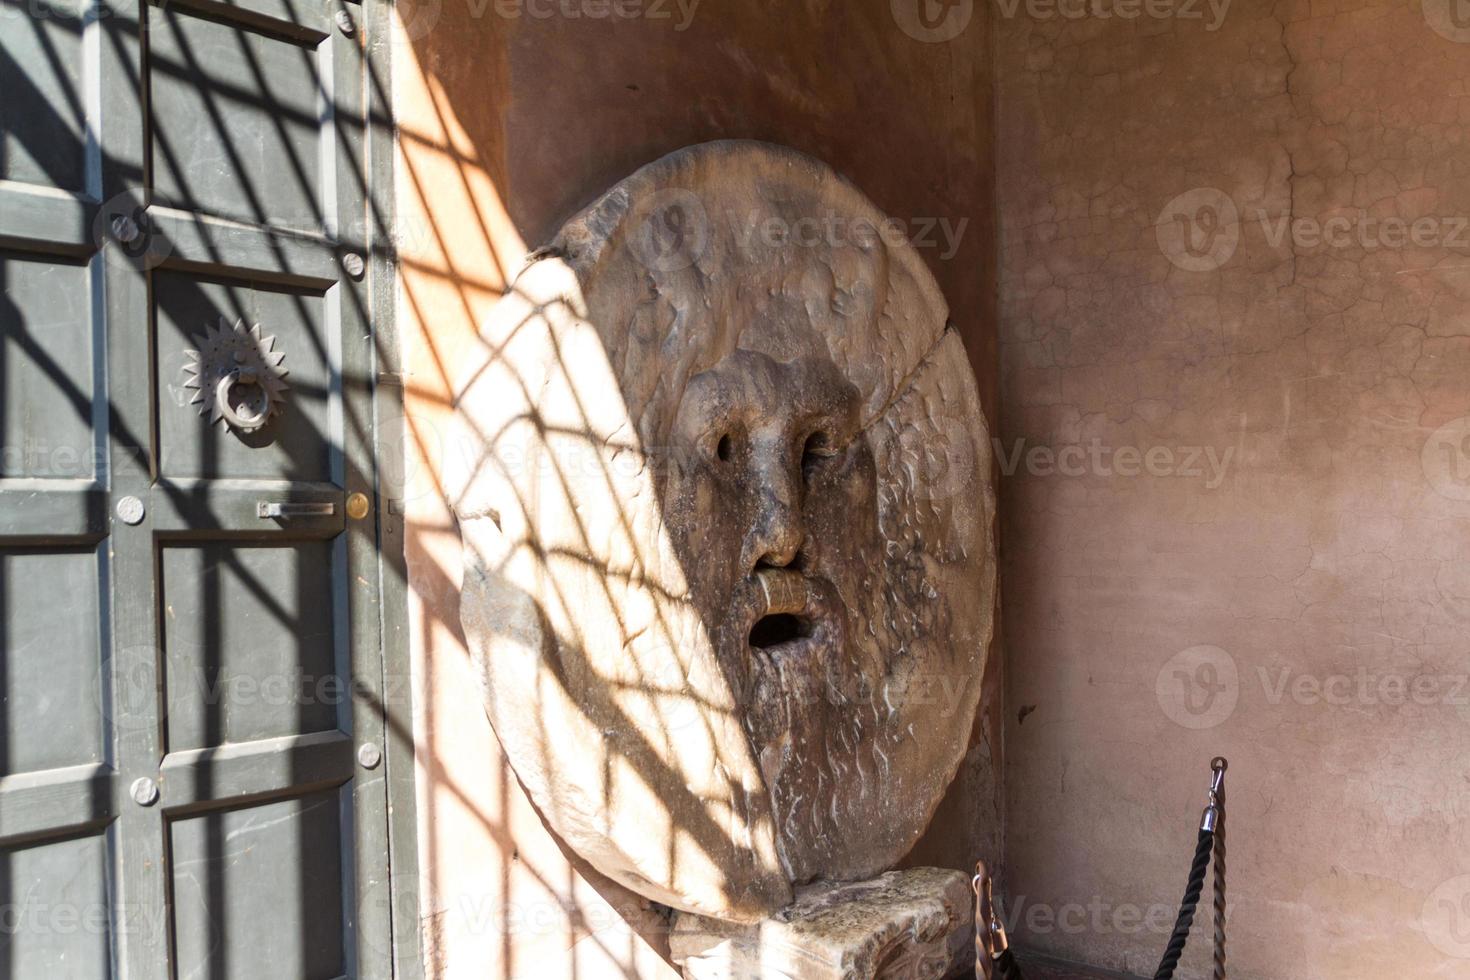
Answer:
[749,613,814,649]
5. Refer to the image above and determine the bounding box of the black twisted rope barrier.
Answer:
[1152,828,1216,979]
[1213,780,1227,980]
[975,758,1229,980]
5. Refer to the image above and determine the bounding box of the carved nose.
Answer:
[741,445,804,571]
[746,499,803,569]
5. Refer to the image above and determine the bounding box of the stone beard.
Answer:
[453,140,994,921]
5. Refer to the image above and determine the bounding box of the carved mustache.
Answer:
[755,568,809,615]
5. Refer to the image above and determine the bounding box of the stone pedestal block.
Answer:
[670,868,973,980]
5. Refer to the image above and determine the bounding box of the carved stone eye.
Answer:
[801,430,836,477]
[715,433,733,462]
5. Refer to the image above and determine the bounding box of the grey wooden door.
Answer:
[1,0,397,975]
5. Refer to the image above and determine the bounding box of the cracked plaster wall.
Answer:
[997,0,1470,976]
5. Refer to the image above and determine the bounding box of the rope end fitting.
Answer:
[1200,757,1229,833]
[973,859,1010,978]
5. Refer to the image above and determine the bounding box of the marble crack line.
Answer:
[855,322,956,438]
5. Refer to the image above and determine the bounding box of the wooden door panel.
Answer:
[0,251,97,480]
[148,2,330,231]
[0,547,105,777]
[0,0,88,192]
[0,833,113,978]
[160,541,342,752]
[168,788,347,980]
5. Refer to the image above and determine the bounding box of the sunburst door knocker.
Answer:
[183,317,289,434]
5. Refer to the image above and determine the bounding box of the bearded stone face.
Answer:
[667,354,869,735]
[452,140,995,921]
[660,347,904,884]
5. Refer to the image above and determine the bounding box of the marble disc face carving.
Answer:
[452,140,996,922]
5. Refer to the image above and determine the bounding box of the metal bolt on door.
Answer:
[0,0,404,975]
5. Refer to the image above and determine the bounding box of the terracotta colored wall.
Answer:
[997,0,1470,976]
[391,2,1000,976]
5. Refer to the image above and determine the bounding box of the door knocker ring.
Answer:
[183,317,290,434]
